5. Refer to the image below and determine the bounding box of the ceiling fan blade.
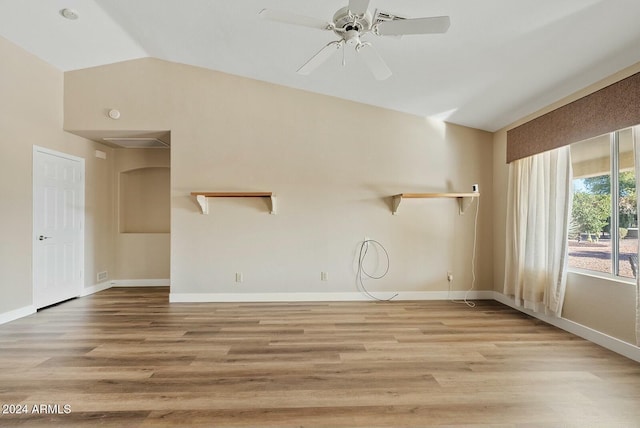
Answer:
[259,9,330,30]
[357,44,392,80]
[376,16,451,36]
[348,0,370,16]
[297,41,343,75]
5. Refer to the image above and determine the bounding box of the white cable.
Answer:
[357,239,398,302]
[450,197,479,308]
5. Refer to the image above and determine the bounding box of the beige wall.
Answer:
[120,167,170,233]
[0,36,115,315]
[64,58,493,297]
[114,149,170,279]
[493,61,640,345]
[563,272,636,343]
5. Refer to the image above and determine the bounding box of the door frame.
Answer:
[32,145,85,308]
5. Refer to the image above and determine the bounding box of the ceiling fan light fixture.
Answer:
[344,29,361,46]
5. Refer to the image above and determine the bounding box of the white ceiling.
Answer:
[1,0,640,131]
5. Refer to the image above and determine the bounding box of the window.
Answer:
[569,127,638,280]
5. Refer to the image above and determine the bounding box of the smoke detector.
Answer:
[60,8,79,20]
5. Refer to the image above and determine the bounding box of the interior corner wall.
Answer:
[64,58,494,299]
[493,61,640,345]
[114,149,170,280]
[0,35,116,316]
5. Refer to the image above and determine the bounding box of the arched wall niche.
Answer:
[119,166,170,233]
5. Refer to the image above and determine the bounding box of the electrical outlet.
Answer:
[235,272,243,283]
[447,272,453,282]
[321,272,328,281]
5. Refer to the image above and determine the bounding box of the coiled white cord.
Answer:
[357,239,398,302]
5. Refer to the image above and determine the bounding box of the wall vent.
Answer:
[97,271,108,282]
[102,137,170,149]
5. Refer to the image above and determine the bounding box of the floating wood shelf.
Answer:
[190,192,276,215]
[391,192,479,215]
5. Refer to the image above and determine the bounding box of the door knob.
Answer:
[38,235,52,241]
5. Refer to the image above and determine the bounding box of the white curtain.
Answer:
[504,146,573,316]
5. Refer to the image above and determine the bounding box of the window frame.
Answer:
[567,127,638,284]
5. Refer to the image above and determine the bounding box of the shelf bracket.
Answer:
[458,196,475,215]
[391,195,402,215]
[391,192,479,215]
[191,192,276,215]
[195,194,209,215]
[267,194,277,215]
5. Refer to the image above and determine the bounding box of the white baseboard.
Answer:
[169,290,494,303]
[82,279,170,293]
[111,279,170,287]
[0,305,36,325]
[80,281,112,297]
[493,291,640,363]
[405,290,495,300]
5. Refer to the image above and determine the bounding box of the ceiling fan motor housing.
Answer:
[332,6,371,38]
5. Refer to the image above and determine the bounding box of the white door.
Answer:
[33,147,84,309]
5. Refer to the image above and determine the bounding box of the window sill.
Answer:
[567,268,636,286]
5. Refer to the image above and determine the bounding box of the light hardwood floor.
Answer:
[0,287,639,427]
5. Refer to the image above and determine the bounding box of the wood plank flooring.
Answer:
[0,287,639,427]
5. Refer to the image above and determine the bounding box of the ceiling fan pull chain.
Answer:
[342,46,346,67]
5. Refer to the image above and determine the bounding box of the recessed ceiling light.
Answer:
[60,8,79,20]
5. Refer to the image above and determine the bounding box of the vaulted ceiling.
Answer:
[2,0,640,131]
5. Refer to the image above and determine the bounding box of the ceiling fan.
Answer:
[259,0,450,80]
